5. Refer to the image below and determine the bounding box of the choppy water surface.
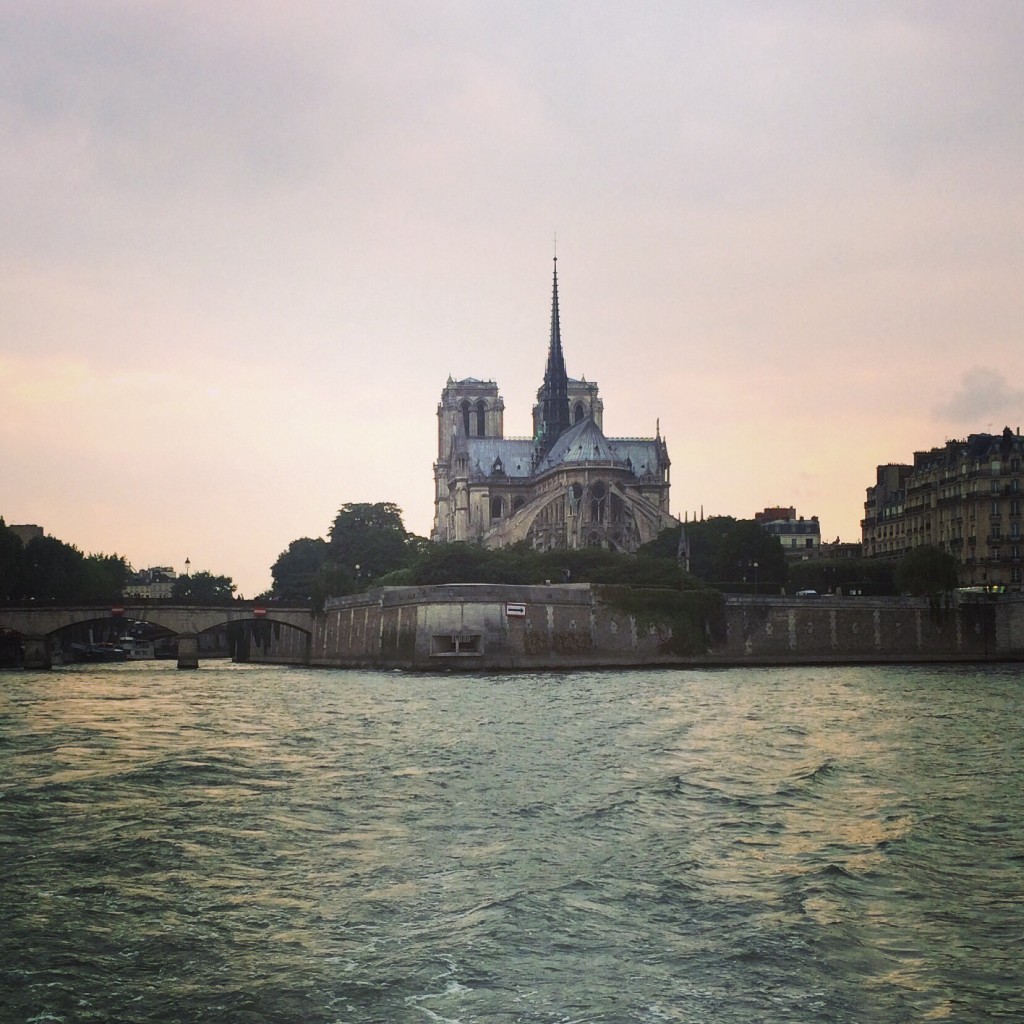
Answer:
[1,662,1022,1023]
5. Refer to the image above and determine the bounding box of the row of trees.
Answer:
[270,504,963,605]
[0,520,130,602]
[0,518,237,603]
[1,503,961,607]
[270,506,789,603]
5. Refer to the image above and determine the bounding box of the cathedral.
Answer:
[431,259,676,552]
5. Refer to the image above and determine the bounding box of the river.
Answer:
[1,661,1022,1022]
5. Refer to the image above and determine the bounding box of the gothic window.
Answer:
[610,491,625,523]
[574,402,586,423]
[512,496,525,512]
[491,497,503,520]
[568,483,583,515]
[460,400,471,436]
[475,400,486,437]
[590,481,607,523]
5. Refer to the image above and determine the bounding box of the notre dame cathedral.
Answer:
[431,259,676,552]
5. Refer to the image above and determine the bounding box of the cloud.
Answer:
[934,367,1024,423]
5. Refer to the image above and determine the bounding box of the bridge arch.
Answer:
[0,603,315,669]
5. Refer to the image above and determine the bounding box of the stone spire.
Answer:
[535,256,571,458]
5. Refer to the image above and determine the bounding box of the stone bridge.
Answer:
[0,601,315,669]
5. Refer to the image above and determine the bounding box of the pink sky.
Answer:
[2,1,1022,597]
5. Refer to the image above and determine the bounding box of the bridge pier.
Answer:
[177,634,199,670]
[21,636,52,670]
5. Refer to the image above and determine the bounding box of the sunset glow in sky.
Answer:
[3,2,1022,597]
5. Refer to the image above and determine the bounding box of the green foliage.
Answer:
[271,537,329,600]
[0,519,23,600]
[328,502,422,582]
[398,541,705,590]
[0,520,130,602]
[656,517,788,592]
[274,502,711,603]
[171,571,236,602]
[82,553,131,601]
[894,545,959,597]
[597,585,726,655]
[310,564,357,612]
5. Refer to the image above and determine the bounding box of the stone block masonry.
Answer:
[268,585,1024,671]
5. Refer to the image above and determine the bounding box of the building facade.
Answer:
[432,260,676,552]
[122,566,178,599]
[862,427,1024,591]
[754,507,821,557]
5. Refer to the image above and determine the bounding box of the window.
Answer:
[475,400,486,437]
[568,483,583,515]
[460,400,471,436]
[590,482,607,523]
[490,496,503,520]
[574,402,586,423]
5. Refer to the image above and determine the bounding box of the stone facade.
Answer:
[432,259,676,553]
[862,427,1024,591]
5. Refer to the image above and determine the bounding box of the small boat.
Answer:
[70,641,128,663]
[119,636,156,660]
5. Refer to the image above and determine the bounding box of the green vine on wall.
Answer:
[596,586,726,656]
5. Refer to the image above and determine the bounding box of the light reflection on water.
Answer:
[1,660,1022,1023]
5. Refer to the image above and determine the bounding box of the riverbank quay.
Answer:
[245,584,1024,670]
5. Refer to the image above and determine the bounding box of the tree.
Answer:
[895,545,959,598]
[0,519,24,600]
[172,571,236,602]
[20,535,88,600]
[0,521,124,601]
[271,537,329,600]
[81,553,131,601]
[673,517,787,592]
[328,502,420,582]
[713,520,788,591]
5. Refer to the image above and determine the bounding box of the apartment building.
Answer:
[862,427,1024,590]
[754,507,821,557]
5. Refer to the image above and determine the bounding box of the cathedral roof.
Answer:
[542,417,618,466]
[466,437,535,478]
[532,416,666,479]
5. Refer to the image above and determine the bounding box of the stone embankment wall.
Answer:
[246,584,1023,670]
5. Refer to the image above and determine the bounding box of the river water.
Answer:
[1,661,1021,1023]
